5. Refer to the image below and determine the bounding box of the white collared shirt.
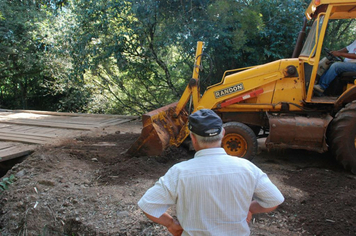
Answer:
[138,148,284,236]
[345,40,356,62]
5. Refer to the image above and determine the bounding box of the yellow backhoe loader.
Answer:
[128,0,356,174]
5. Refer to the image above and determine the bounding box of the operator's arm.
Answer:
[332,48,356,60]
[143,212,183,236]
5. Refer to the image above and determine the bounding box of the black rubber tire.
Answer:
[222,122,258,160]
[328,101,356,174]
[248,125,261,137]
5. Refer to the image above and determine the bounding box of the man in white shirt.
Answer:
[314,40,356,94]
[138,109,284,236]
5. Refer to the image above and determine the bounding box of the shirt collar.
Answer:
[194,147,227,158]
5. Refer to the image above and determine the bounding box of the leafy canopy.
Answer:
[1,0,355,114]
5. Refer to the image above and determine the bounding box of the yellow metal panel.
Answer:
[222,60,281,86]
[306,6,332,102]
[272,77,304,106]
[198,70,282,110]
[254,83,276,104]
[197,59,303,112]
[306,0,356,19]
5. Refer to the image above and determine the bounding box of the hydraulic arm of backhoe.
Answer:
[127,42,204,156]
[173,41,204,118]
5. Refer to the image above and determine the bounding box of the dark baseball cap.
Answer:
[188,109,223,137]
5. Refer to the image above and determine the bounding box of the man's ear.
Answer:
[190,132,196,144]
[190,132,198,148]
[222,127,225,136]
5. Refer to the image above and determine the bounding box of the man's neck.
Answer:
[195,144,221,152]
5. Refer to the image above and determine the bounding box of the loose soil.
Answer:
[0,120,355,236]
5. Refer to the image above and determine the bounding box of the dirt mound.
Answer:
[0,132,355,235]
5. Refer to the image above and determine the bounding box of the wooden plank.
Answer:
[0,111,137,162]
[41,116,132,125]
[0,131,58,138]
[0,138,46,144]
[34,127,69,135]
[0,119,94,130]
[0,112,135,125]
[0,118,133,130]
[0,143,14,150]
[0,128,84,143]
[98,118,132,125]
[0,133,49,144]
[0,126,70,137]
[0,109,139,119]
[0,144,36,162]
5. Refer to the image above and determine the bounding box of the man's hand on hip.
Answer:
[167,218,183,236]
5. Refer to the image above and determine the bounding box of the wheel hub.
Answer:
[227,139,241,150]
[222,134,247,157]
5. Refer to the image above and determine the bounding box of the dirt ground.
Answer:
[0,120,355,236]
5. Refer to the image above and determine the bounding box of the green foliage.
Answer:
[68,0,195,114]
[251,0,307,61]
[0,0,73,110]
[0,174,15,192]
[1,0,355,115]
[323,19,356,51]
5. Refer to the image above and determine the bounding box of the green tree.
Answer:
[67,0,267,114]
[68,0,193,114]
[323,19,356,50]
[2,0,355,115]
[0,0,81,111]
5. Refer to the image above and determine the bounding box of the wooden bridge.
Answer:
[0,109,138,162]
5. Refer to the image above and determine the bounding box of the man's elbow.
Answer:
[143,211,158,222]
[264,205,279,213]
[249,200,282,214]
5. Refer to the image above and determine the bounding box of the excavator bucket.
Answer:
[127,102,189,156]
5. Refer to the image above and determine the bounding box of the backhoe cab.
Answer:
[128,0,356,174]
